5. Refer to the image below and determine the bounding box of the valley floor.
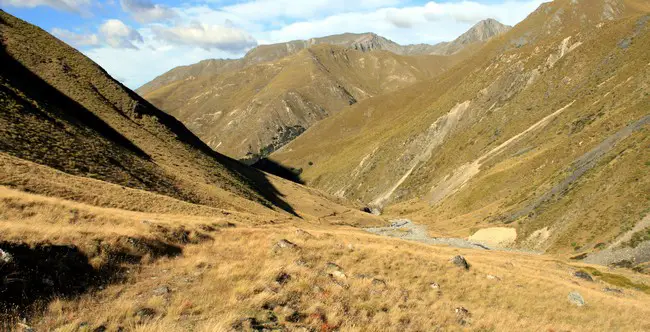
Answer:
[2,187,650,332]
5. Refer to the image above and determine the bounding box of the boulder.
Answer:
[451,255,470,270]
[568,291,586,306]
[455,307,471,325]
[0,248,13,264]
[273,239,298,252]
[574,271,593,282]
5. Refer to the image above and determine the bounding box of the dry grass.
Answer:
[2,187,649,331]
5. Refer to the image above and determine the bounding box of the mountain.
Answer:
[426,18,512,55]
[0,9,376,223]
[271,0,650,259]
[137,19,510,96]
[137,20,510,163]
[144,46,458,163]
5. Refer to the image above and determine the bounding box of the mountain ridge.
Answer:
[136,18,511,95]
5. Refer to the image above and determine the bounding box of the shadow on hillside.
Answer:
[252,158,305,185]
[0,238,182,323]
[0,47,150,161]
[0,14,299,218]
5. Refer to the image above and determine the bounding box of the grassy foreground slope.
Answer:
[272,0,650,255]
[4,188,650,331]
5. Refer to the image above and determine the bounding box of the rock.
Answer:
[486,274,501,281]
[275,272,291,285]
[331,270,347,280]
[429,282,440,289]
[135,308,157,321]
[93,326,107,332]
[17,322,34,332]
[0,248,13,264]
[603,287,623,294]
[371,278,387,287]
[568,291,586,306]
[325,262,343,272]
[285,311,306,323]
[153,286,171,295]
[574,271,593,282]
[455,307,471,325]
[273,239,298,251]
[295,229,314,239]
[451,255,470,270]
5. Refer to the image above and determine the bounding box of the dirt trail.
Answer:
[365,219,540,254]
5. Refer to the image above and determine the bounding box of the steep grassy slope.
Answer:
[0,10,381,222]
[272,0,650,256]
[143,45,458,163]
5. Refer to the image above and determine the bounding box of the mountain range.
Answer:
[137,19,510,162]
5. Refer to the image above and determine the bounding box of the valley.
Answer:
[1,0,649,331]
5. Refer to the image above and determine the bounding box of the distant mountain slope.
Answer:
[136,19,510,96]
[143,45,458,163]
[0,10,374,220]
[426,18,511,55]
[271,0,650,256]
[137,20,510,163]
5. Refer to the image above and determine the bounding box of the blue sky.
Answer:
[1,0,545,88]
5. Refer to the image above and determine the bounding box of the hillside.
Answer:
[427,18,512,55]
[137,20,510,163]
[0,9,381,222]
[271,0,650,261]
[2,4,650,331]
[145,46,458,163]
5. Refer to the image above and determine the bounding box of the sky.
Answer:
[1,0,546,89]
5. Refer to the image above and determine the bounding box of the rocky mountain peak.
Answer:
[456,18,512,45]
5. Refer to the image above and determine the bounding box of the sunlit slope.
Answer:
[143,45,458,163]
[272,0,650,253]
[0,10,378,222]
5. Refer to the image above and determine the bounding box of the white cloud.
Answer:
[151,22,257,52]
[85,29,246,88]
[79,0,546,90]
[120,0,177,23]
[221,0,401,21]
[385,8,414,29]
[420,0,545,24]
[0,0,90,13]
[52,28,99,47]
[99,19,144,49]
[258,0,545,45]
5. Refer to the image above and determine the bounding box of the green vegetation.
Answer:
[624,227,650,248]
[579,267,650,294]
